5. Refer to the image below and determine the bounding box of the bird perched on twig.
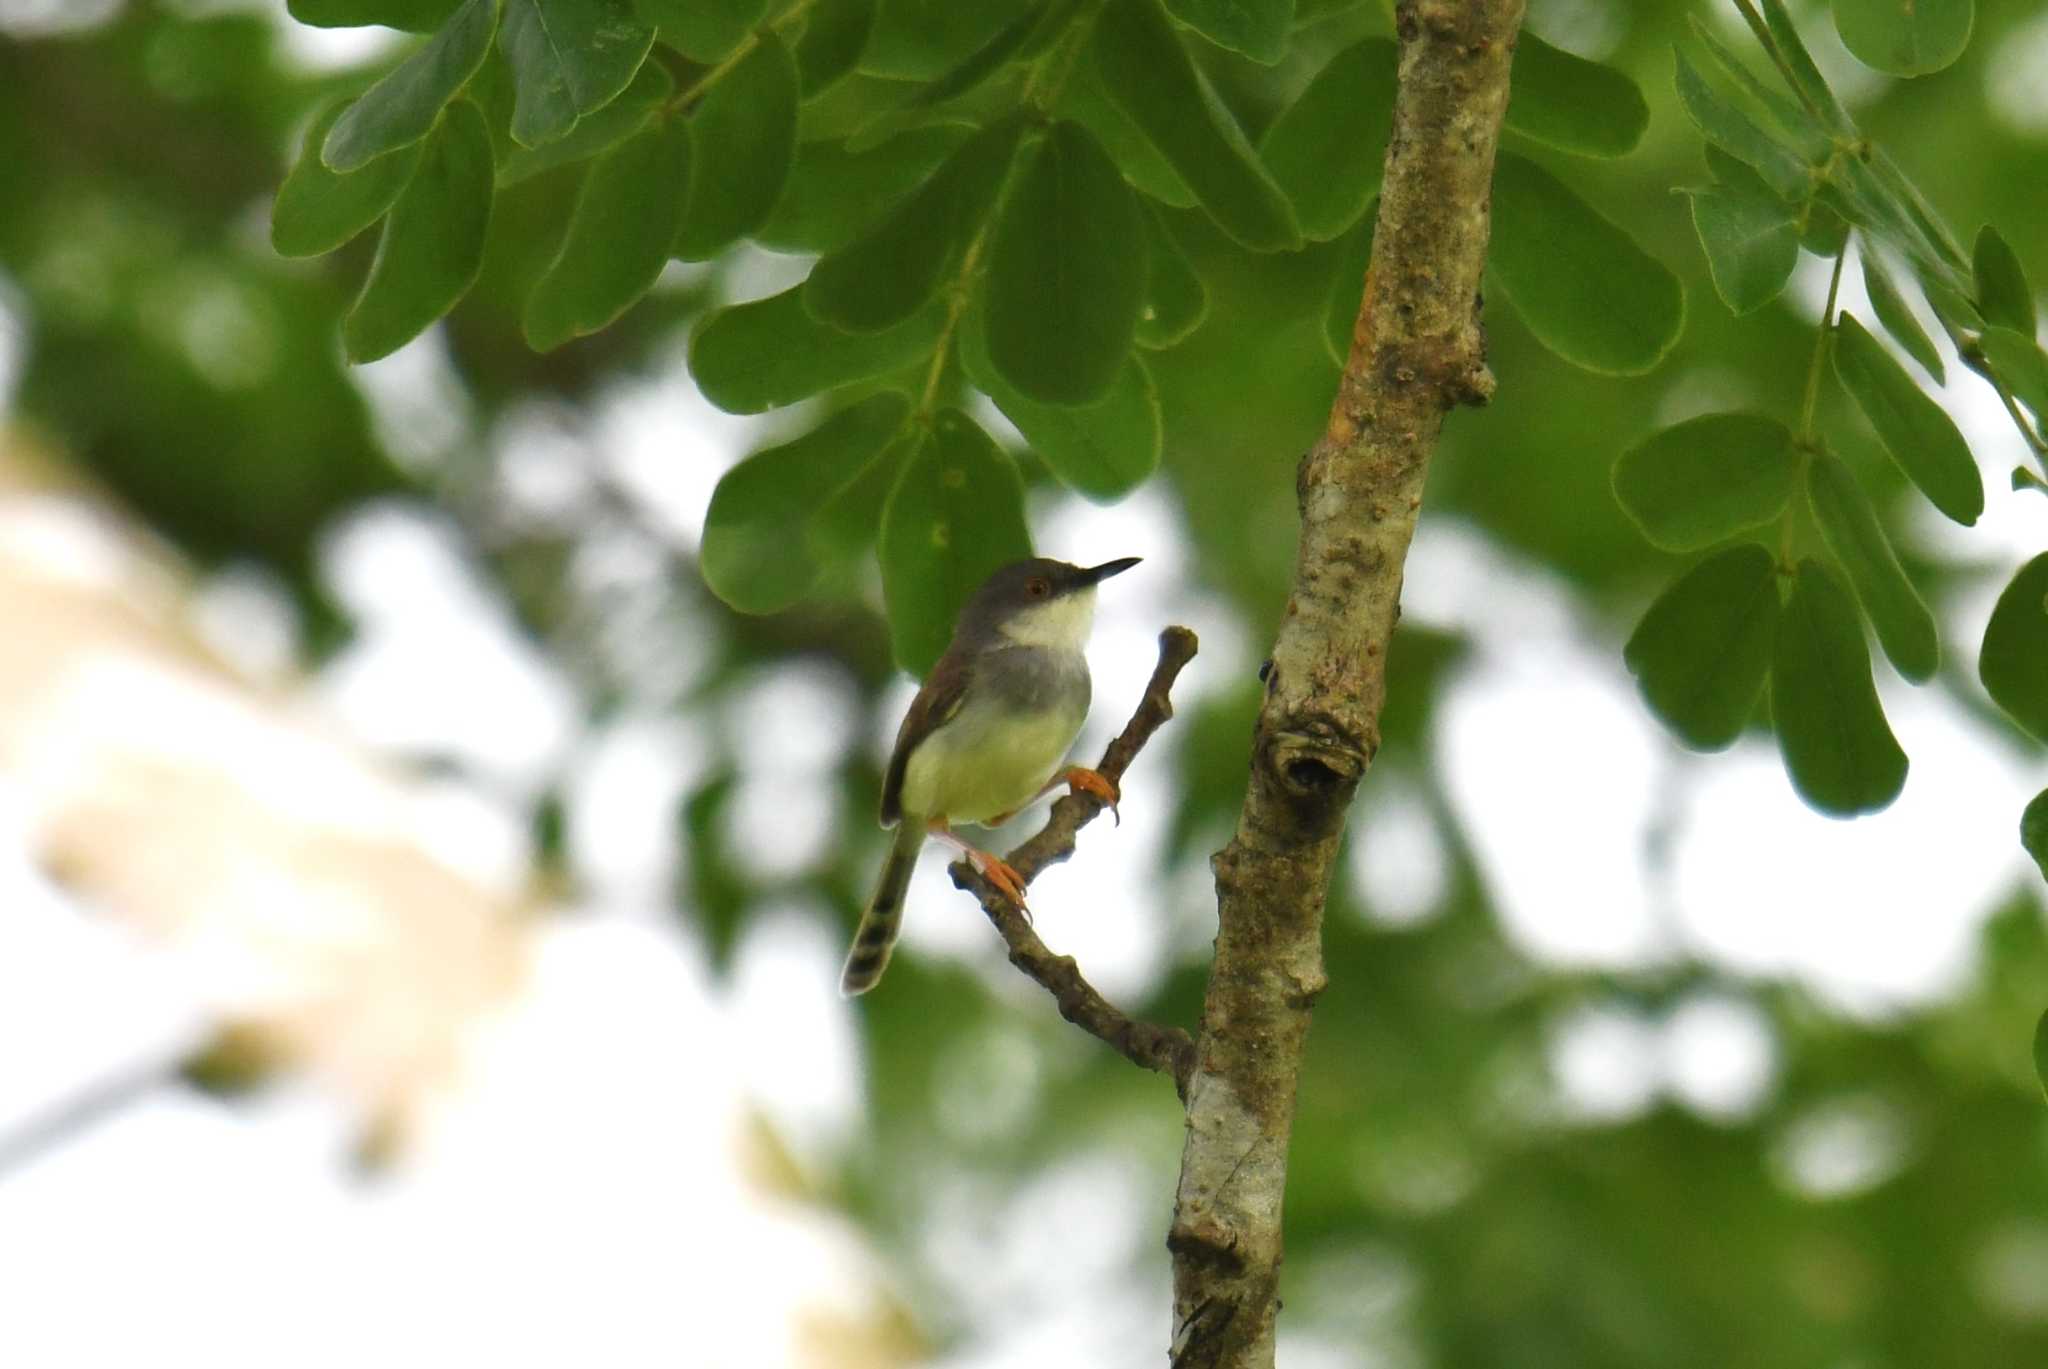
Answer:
[840,556,1140,996]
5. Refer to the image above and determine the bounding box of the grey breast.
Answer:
[981,642,1091,723]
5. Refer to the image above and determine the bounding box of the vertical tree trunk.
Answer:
[1167,4,1525,1365]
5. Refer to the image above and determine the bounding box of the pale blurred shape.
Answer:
[727,905,864,1165]
[728,660,860,776]
[726,771,840,882]
[1661,992,1777,1122]
[270,4,404,72]
[405,776,532,894]
[191,562,299,683]
[565,714,709,900]
[1771,1094,1912,1200]
[933,1021,1046,1150]
[349,330,472,473]
[0,0,121,36]
[492,401,597,531]
[1548,1003,1661,1124]
[1987,12,2048,135]
[597,350,767,550]
[1349,773,1450,928]
[1354,1117,1478,1216]
[1974,1222,2048,1323]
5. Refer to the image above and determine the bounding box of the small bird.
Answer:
[840,555,1141,996]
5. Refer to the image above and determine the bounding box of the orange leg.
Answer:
[929,820,1030,916]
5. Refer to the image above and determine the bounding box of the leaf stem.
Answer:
[667,0,817,113]
[1801,245,1849,440]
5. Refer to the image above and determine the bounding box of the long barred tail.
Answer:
[841,825,923,996]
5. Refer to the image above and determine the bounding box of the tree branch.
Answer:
[1169,5,1525,1367]
[948,626,1201,1097]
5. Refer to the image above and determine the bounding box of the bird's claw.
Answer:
[972,850,1032,920]
[1065,766,1122,825]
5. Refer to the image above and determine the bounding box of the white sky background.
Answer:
[1,3,2047,1366]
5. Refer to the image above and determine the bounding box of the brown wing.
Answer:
[880,647,973,827]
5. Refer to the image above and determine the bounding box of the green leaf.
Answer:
[1863,250,1945,382]
[674,30,800,258]
[1754,0,1856,136]
[880,410,1034,675]
[524,115,690,349]
[632,0,764,63]
[1800,197,1849,256]
[1673,47,1811,201]
[960,301,1161,500]
[273,99,423,257]
[1056,64,1197,210]
[1687,182,1798,316]
[1833,0,1973,77]
[1973,225,2036,337]
[1806,451,1940,682]
[1506,33,1648,158]
[1163,0,1291,65]
[1773,558,1909,815]
[804,117,1025,334]
[343,100,495,363]
[1624,543,1781,750]
[1613,413,1796,551]
[1091,0,1300,252]
[794,0,876,96]
[2023,789,2048,882]
[1979,553,2048,742]
[757,124,974,254]
[1136,207,1207,350]
[322,0,498,172]
[984,121,1146,406]
[1981,326,2048,422]
[495,56,672,184]
[904,0,1057,107]
[1488,151,1683,376]
[1322,207,1374,366]
[1831,312,1983,525]
[2034,1006,2048,1103]
[500,0,654,149]
[1687,16,1825,146]
[688,287,943,413]
[289,0,462,32]
[700,394,911,613]
[1258,38,1395,241]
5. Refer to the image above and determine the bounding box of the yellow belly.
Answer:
[899,701,1083,826]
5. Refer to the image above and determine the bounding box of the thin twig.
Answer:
[946,626,1200,1099]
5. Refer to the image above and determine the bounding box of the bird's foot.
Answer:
[928,820,1032,919]
[1064,766,1121,824]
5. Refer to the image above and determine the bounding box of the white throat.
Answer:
[997,585,1097,650]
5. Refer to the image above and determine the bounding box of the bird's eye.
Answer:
[1027,577,1051,598]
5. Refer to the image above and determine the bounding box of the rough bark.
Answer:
[1167,5,1524,1366]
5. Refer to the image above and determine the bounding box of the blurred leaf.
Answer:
[1623,543,1780,750]
[1489,151,1683,376]
[273,98,422,256]
[343,100,494,362]
[804,116,1024,333]
[1978,553,2048,742]
[1755,0,1855,135]
[701,394,912,612]
[1322,204,1375,366]
[1833,0,1972,77]
[1506,34,1647,158]
[1164,0,1291,65]
[1672,46,1810,201]
[794,0,877,96]
[1686,176,1798,316]
[1981,327,2048,422]
[1688,15,1824,145]
[1136,207,1207,350]
[984,120,1146,406]
[1863,250,1944,382]
[1259,38,1395,242]
[2024,789,2048,882]
[2036,1007,2048,1103]
[880,410,1034,675]
[864,0,1039,80]
[634,0,764,63]
[1799,196,1848,256]
[1831,313,1983,525]
[1613,413,1795,551]
[960,301,1161,500]
[1091,0,1300,251]
[1057,63,1197,210]
[1972,225,2036,337]
[1806,451,1939,682]
[322,0,497,171]
[759,124,974,254]
[290,0,461,31]
[524,115,690,349]
[689,287,943,413]
[500,0,654,148]
[902,0,1058,108]
[494,54,670,183]
[1773,558,1908,815]
[675,30,799,258]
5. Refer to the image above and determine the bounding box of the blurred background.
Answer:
[1,0,2045,1365]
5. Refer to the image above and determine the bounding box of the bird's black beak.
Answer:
[1078,556,1142,586]
[1081,557,1146,590]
